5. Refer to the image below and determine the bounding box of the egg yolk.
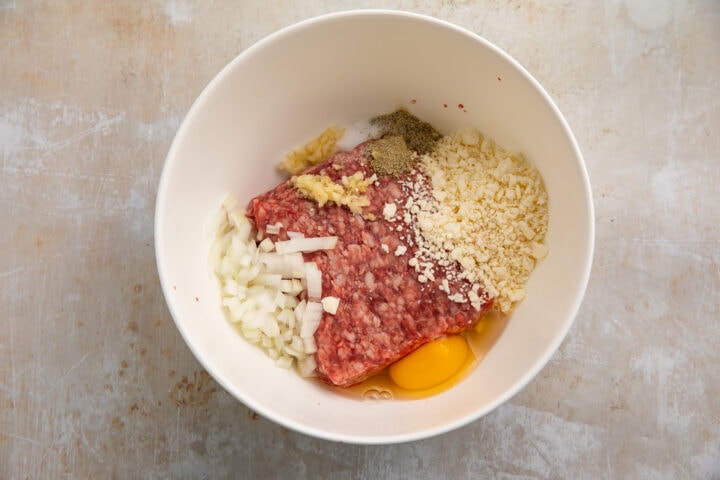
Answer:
[388,335,469,391]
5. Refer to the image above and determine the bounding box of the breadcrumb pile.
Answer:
[414,129,548,312]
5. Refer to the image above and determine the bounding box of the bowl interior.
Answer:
[155,10,593,444]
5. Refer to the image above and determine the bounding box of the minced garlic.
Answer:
[290,171,376,215]
[279,126,345,175]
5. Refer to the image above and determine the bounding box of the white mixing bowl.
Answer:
[155,10,594,444]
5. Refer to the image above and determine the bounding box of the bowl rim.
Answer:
[155,8,595,444]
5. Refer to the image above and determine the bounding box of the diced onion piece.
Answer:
[290,335,304,353]
[284,344,304,359]
[273,333,284,352]
[222,195,239,211]
[241,328,261,343]
[275,356,293,369]
[294,299,306,324]
[258,238,275,252]
[228,210,250,236]
[300,301,323,337]
[257,252,282,272]
[284,336,307,359]
[304,262,322,301]
[208,234,230,272]
[321,296,340,314]
[251,289,276,312]
[279,279,294,293]
[222,296,242,322]
[258,252,305,278]
[222,278,240,297]
[254,273,282,287]
[235,263,261,284]
[286,231,305,239]
[280,279,303,295]
[302,336,317,354]
[274,292,296,310]
[298,356,317,377]
[265,222,282,235]
[274,236,338,255]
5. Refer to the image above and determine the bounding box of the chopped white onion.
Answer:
[290,335,304,353]
[300,301,323,337]
[298,356,317,377]
[254,273,282,287]
[258,237,275,252]
[265,222,282,235]
[321,296,340,314]
[258,252,305,278]
[293,299,306,323]
[274,236,338,255]
[210,199,339,378]
[241,328,261,343]
[273,333,284,352]
[261,316,280,338]
[302,336,317,354]
[241,307,265,329]
[304,262,322,300]
[222,278,240,296]
[228,210,249,233]
[222,195,239,211]
[275,356,293,369]
[280,279,303,295]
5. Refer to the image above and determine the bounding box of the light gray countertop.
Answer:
[1,1,719,478]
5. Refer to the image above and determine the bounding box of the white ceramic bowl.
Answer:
[155,10,594,444]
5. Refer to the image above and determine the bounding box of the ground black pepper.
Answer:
[370,109,442,155]
[368,136,414,177]
[368,109,442,176]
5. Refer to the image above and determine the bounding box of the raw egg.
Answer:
[389,335,469,391]
[335,312,509,401]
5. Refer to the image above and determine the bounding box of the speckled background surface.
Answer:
[1,1,719,478]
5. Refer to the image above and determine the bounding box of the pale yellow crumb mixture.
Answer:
[417,129,549,313]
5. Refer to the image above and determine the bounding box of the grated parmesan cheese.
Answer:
[408,129,548,313]
[383,202,397,220]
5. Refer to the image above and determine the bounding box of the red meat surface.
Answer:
[247,143,492,387]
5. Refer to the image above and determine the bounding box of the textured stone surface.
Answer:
[1,1,718,478]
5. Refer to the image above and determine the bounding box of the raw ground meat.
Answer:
[247,142,493,387]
